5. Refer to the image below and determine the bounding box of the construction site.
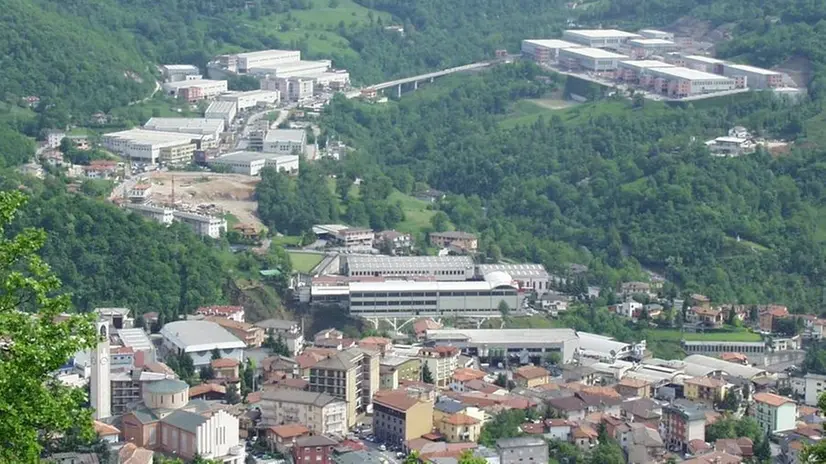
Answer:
[148,171,263,228]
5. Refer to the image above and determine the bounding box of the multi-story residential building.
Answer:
[684,377,729,403]
[308,348,379,427]
[268,424,310,453]
[752,392,796,434]
[374,230,413,255]
[513,366,551,388]
[496,437,549,464]
[661,402,706,452]
[211,358,240,381]
[759,305,790,332]
[437,413,482,443]
[429,231,478,252]
[259,388,347,437]
[292,435,338,464]
[255,319,305,356]
[172,211,227,239]
[372,390,434,446]
[419,346,460,388]
[616,377,651,398]
[379,356,422,390]
[804,373,826,406]
[449,368,487,392]
[110,368,176,415]
[205,316,265,348]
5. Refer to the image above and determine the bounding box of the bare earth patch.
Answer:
[149,171,263,228]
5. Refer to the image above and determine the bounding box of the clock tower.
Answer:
[90,320,111,419]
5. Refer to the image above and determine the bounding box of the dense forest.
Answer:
[319,62,826,311]
[0,173,296,319]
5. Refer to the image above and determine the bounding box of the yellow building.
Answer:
[437,413,482,443]
[372,390,434,446]
[684,376,729,402]
[513,365,551,388]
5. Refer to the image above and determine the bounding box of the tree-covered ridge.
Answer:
[0,175,230,316]
[320,63,826,310]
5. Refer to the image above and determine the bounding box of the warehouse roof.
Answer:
[523,39,583,49]
[161,79,226,89]
[205,100,237,114]
[578,332,632,356]
[348,255,474,273]
[103,129,195,145]
[117,328,153,352]
[564,29,642,39]
[264,129,306,143]
[561,47,628,59]
[235,49,300,58]
[220,89,280,99]
[619,60,676,70]
[683,55,727,64]
[144,118,225,134]
[629,38,676,46]
[478,263,550,279]
[683,354,767,379]
[162,64,199,71]
[160,320,245,352]
[650,66,734,81]
[725,63,781,76]
[426,328,578,345]
[212,152,267,163]
[349,278,516,293]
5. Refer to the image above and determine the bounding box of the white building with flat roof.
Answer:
[161,64,201,82]
[160,320,245,367]
[627,38,677,58]
[647,66,737,97]
[263,129,306,155]
[204,100,238,125]
[559,47,628,72]
[562,29,642,48]
[102,129,196,164]
[425,328,580,363]
[235,49,302,73]
[477,263,553,294]
[172,210,227,238]
[218,90,281,111]
[143,117,225,140]
[346,255,476,281]
[722,63,783,89]
[263,76,315,102]
[249,60,331,78]
[123,203,175,224]
[638,29,674,41]
[345,275,519,319]
[520,39,583,62]
[302,70,351,90]
[162,79,228,99]
[208,151,299,176]
[617,60,675,82]
[679,55,727,74]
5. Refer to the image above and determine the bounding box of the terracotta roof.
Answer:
[764,305,789,317]
[582,386,622,399]
[520,422,544,434]
[373,391,422,411]
[685,376,728,388]
[442,413,480,426]
[463,379,503,394]
[798,405,819,418]
[118,443,154,464]
[93,420,120,436]
[189,383,227,397]
[196,305,244,316]
[274,378,309,390]
[211,358,240,369]
[720,352,748,362]
[111,346,134,355]
[572,424,598,439]
[694,307,721,317]
[269,423,310,439]
[421,346,459,357]
[618,377,650,389]
[688,439,712,455]
[753,392,795,407]
[413,318,443,336]
[683,451,742,464]
[359,336,392,347]
[452,368,487,383]
[545,419,572,427]
[246,391,262,404]
[206,316,257,332]
[514,365,550,380]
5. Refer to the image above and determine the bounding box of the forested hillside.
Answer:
[320,63,826,310]
[0,174,290,318]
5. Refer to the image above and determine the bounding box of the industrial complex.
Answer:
[523,28,795,100]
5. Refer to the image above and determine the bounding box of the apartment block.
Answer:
[372,390,434,446]
[752,392,796,434]
[259,388,347,437]
[419,346,460,388]
[205,316,265,348]
[308,348,379,427]
[684,377,729,403]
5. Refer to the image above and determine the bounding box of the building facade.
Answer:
[259,389,347,437]
[496,437,549,464]
[372,391,434,446]
[752,392,796,434]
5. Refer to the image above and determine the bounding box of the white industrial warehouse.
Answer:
[208,151,300,176]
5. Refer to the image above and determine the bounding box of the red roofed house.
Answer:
[268,423,311,453]
[413,319,443,340]
[94,420,121,444]
[450,368,488,392]
[212,358,241,381]
[513,365,551,388]
[615,377,652,398]
[189,383,227,401]
[358,336,393,356]
[437,413,482,443]
[292,435,338,464]
[720,352,749,365]
[759,305,789,332]
[195,305,245,322]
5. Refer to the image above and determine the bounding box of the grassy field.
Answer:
[499,99,579,129]
[388,190,442,235]
[272,235,302,247]
[237,0,391,59]
[288,251,324,273]
[645,328,762,342]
